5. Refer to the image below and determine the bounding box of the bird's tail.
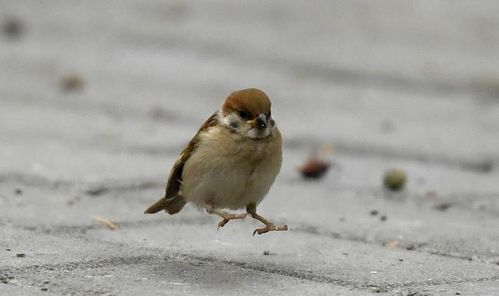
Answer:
[144,195,186,215]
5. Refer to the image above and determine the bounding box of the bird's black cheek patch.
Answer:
[229,120,239,129]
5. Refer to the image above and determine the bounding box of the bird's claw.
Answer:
[253,224,288,235]
[217,213,248,230]
[217,219,229,230]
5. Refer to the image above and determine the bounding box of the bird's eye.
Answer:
[268,111,271,118]
[238,110,249,120]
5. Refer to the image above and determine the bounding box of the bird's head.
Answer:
[219,88,275,139]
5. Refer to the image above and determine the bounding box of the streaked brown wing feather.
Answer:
[163,112,218,199]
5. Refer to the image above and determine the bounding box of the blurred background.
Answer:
[2,0,499,179]
[1,1,499,295]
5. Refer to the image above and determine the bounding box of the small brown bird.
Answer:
[145,88,287,235]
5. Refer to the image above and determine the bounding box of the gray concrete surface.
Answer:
[1,0,499,295]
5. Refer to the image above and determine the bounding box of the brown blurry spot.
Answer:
[299,158,330,179]
[61,74,84,92]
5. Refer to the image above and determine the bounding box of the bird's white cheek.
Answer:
[222,113,240,129]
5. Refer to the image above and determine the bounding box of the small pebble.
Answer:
[406,244,416,251]
[383,168,407,191]
[380,215,387,222]
[299,158,330,179]
[5,248,11,251]
[370,210,379,216]
[14,188,23,195]
[398,258,404,262]
[41,288,48,291]
[434,202,453,211]
[16,253,26,258]
[262,250,276,256]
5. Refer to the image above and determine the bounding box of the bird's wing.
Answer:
[163,112,219,199]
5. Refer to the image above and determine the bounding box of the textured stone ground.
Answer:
[1,1,499,295]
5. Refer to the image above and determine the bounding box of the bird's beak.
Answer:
[254,113,268,129]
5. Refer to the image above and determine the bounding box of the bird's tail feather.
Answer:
[144,195,186,215]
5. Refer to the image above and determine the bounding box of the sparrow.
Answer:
[145,88,288,235]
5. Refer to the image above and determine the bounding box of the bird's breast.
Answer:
[181,125,282,209]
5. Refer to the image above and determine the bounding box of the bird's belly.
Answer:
[181,157,279,210]
[182,164,267,210]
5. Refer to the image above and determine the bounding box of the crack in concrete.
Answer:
[2,249,498,294]
[1,175,498,267]
[0,172,162,194]
[203,256,499,291]
[4,215,499,271]
[84,181,159,196]
[9,216,213,235]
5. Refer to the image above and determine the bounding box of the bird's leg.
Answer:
[205,204,248,230]
[246,204,288,235]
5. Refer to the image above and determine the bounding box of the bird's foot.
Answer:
[217,213,248,230]
[253,223,288,235]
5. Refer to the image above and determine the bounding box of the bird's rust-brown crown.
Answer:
[222,88,271,119]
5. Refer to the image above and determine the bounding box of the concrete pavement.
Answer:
[1,1,499,295]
